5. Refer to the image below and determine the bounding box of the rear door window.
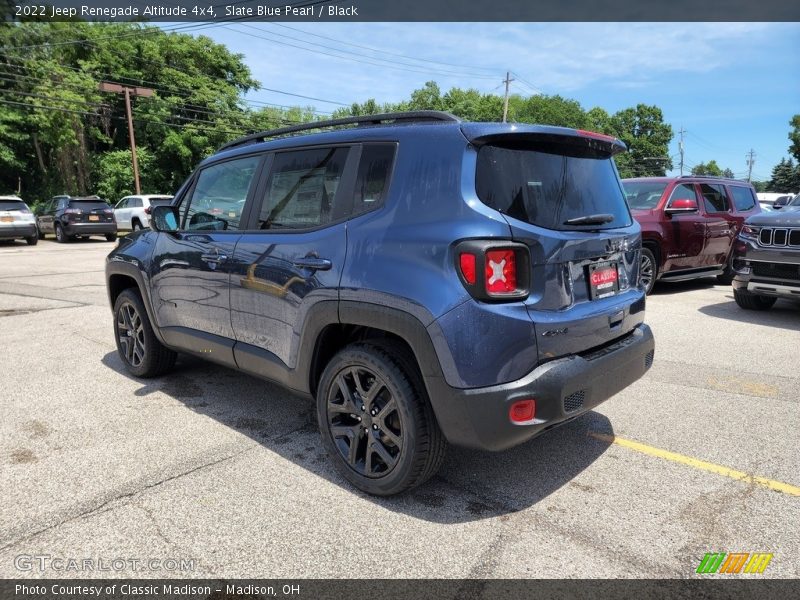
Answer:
[476,144,631,230]
[256,147,350,230]
[729,186,756,211]
[699,184,729,213]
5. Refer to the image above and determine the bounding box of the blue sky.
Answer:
[182,22,800,181]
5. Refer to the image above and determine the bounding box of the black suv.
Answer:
[106,112,655,495]
[37,195,117,242]
[732,207,800,309]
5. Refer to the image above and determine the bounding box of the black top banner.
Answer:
[4,0,800,22]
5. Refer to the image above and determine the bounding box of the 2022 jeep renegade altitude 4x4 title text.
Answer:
[105,111,655,495]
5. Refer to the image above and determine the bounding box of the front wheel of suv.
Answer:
[640,247,657,295]
[733,289,777,311]
[113,288,177,377]
[316,342,446,496]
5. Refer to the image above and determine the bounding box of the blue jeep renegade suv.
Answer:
[106,111,655,495]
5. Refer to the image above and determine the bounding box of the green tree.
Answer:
[722,168,735,178]
[789,114,800,162]
[93,148,156,202]
[768,158,800,192]
[609,104,673,178]
[691,160,723,177]
[511,94,588,128]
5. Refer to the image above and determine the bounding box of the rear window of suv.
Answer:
[476,143,632,230]
[69,200,110,210]
[0,200,28,211]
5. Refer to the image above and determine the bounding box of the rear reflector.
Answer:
[509,399,536,423]
[485,249,517,294]
[459,253,476,285]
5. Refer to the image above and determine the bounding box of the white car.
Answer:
[113,194,174,231]
[0,195,38,245]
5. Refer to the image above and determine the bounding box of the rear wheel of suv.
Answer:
[640,247,657,295]
[25,234,38,246]
[717,255,735,285]
[54,223,68,243]
[733,289,777,311]
[37,227,45,240]
[316,341,446,496]
[113,288,177,377]
[131,220,142,231]
[106,233,117,242]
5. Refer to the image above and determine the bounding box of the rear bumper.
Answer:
[425,323,655,451]
[0,223,36,239]
[63,222,117,236]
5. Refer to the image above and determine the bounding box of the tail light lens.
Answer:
[144,206,152,215]
[455,241,530,301]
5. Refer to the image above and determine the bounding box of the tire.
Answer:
[316,341,447,496]
[733,289,776,311]
[640,247,657,295]
[37,227,45,240]
[25,234,38,246]
[131,220,141,232]
[106,233,117,242]
[717,255,734,285]
[54,223,68,243]
[113,288,177,377]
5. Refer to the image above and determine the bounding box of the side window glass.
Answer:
[353,144,396,216]
[256,147,349,230]
[130,198,143,208]
[116,198,129,209]
[668,183,698,205]
[730,186,755,211]
[699,184,729,213]
[183,155,261,231]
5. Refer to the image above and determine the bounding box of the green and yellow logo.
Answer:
[696,552,773,574]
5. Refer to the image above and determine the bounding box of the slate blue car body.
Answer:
[106,113,654,493]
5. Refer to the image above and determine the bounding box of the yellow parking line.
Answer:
[589,433,800,497]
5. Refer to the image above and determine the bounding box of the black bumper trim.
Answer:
[425,323,655,451]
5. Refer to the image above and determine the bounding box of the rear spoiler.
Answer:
[461,124,627,156]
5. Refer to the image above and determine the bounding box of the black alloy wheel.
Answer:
[640,248,657,295]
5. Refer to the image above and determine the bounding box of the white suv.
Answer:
[0,195,38,245]
[113,195,173,231]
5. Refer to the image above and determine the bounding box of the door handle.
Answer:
[201,252,227,264]
[293,256,332,271]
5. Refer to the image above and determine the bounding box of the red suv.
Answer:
[622,176,761,294]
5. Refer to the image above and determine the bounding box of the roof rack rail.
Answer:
[219,110,460,152]
[678,174,736,180]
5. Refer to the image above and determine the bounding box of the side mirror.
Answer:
[665,198,699,214]
[773,198,789,209]
[150,205,180,232]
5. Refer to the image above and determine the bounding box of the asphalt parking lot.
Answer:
[1,238,798,580]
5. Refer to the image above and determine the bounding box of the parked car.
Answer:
[113,195,174,231]
[771,194,796,210]
[0,195,38,245]
[622,176,761,294]
[106,111,655,496]
[732,210,800,309]
[37,195,117,243]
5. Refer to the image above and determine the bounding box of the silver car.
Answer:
[0,196,38,245]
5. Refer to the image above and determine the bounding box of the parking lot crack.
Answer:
[0,442,258,553]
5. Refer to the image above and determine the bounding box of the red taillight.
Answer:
[144,206,152,215]
[576,129,617,143]
[509,399,536,423]
[485,249,517,294]
[459,253,476,285]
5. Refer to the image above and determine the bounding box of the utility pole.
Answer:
[746,149,756,182]
[678,126,686,175]
[502,71,514,123]
[99,82,154,195]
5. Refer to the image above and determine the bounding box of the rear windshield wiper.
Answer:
[564,214,615,226]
